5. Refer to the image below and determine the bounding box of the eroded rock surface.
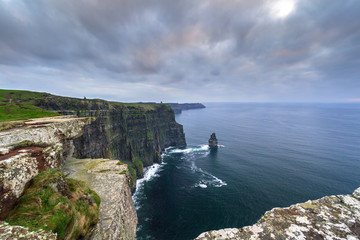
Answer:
[196,187,360,240]
[0,221,57,240]
[0,116,93,219]
[64,158,137,240]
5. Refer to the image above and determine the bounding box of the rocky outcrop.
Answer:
[0,116,93,219]
[5,169,100,240]
[208,133,218,148]
[64,158,137,240]
[196,187,360,240]
[0,221,57,240]
[34,96,186,168]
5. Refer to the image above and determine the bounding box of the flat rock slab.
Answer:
[0,116,92,149]
[64,158,137,240]
[196,187,360,240]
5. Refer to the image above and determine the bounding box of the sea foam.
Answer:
[169,145,227,188]
[133,163,163,210]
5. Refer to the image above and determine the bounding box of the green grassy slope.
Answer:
[0,89,60,122]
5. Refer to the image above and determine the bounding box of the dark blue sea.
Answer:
[133,103,360,240]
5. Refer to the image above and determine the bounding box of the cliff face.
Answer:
[196,187,360,240]
[35,96,186,167]
[0,116,93,220]
[64,158,137,240]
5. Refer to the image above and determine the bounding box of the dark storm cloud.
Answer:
[1,0,359,102]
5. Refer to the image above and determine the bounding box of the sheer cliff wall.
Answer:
[34,96,186,168]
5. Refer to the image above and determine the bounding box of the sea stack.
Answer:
[208,133,218,148]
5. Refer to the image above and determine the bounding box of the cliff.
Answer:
[0,116,93,219]
[34,95,186,172]
[166,103,206,114]
[64,158,137,240]
[0,89,186,188]
[0,116,138,239]
[196,187,360,240]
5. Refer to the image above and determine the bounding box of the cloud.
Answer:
[0,0,359,102]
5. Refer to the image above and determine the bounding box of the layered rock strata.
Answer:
[0,116,93,219]
[196,187,360,240]
[35,96,186,167]
[64,158,137,240]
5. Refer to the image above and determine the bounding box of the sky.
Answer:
[0,0,359,103]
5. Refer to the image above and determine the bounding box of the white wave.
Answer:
[169,148,194,154]
[190,162,227,188]
[197,145,210,151]
[168,144,210,154]
[197,183,208,188]
[133,163,163,209]
[164,146,173,151]
[136,224,143,232]
[218,145,225,148]
[212,175,227,187]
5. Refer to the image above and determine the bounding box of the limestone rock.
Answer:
[0,116,93,219]
[208,133,218,148]
[64,158,137,240]
[0,116,93,148]
[196,187,360,240]
[0,221,57,240]
[4,169,99,240]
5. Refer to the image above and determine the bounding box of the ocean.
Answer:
[133,103,360,240]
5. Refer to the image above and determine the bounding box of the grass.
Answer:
[12,140,49,150]
[0,89,163,123]
[132,157,144,178]
[0,120,26,131]
[0,89,59,122]
[127,166,137,191]
[5,169,100,240]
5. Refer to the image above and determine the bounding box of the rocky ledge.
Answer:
[196,187,360,240]
[64,158,137,240]
[0,116,93,219]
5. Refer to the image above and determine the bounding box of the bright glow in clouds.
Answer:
[270,0,296,19]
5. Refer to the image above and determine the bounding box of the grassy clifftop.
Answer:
[0,89,161,122]
[0,89,59,122]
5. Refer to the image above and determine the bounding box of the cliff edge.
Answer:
[1,116,138,239]
[1,89,187,190]
[196,187,360,240]
[64,158,137,240]
[0,116,93,219]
